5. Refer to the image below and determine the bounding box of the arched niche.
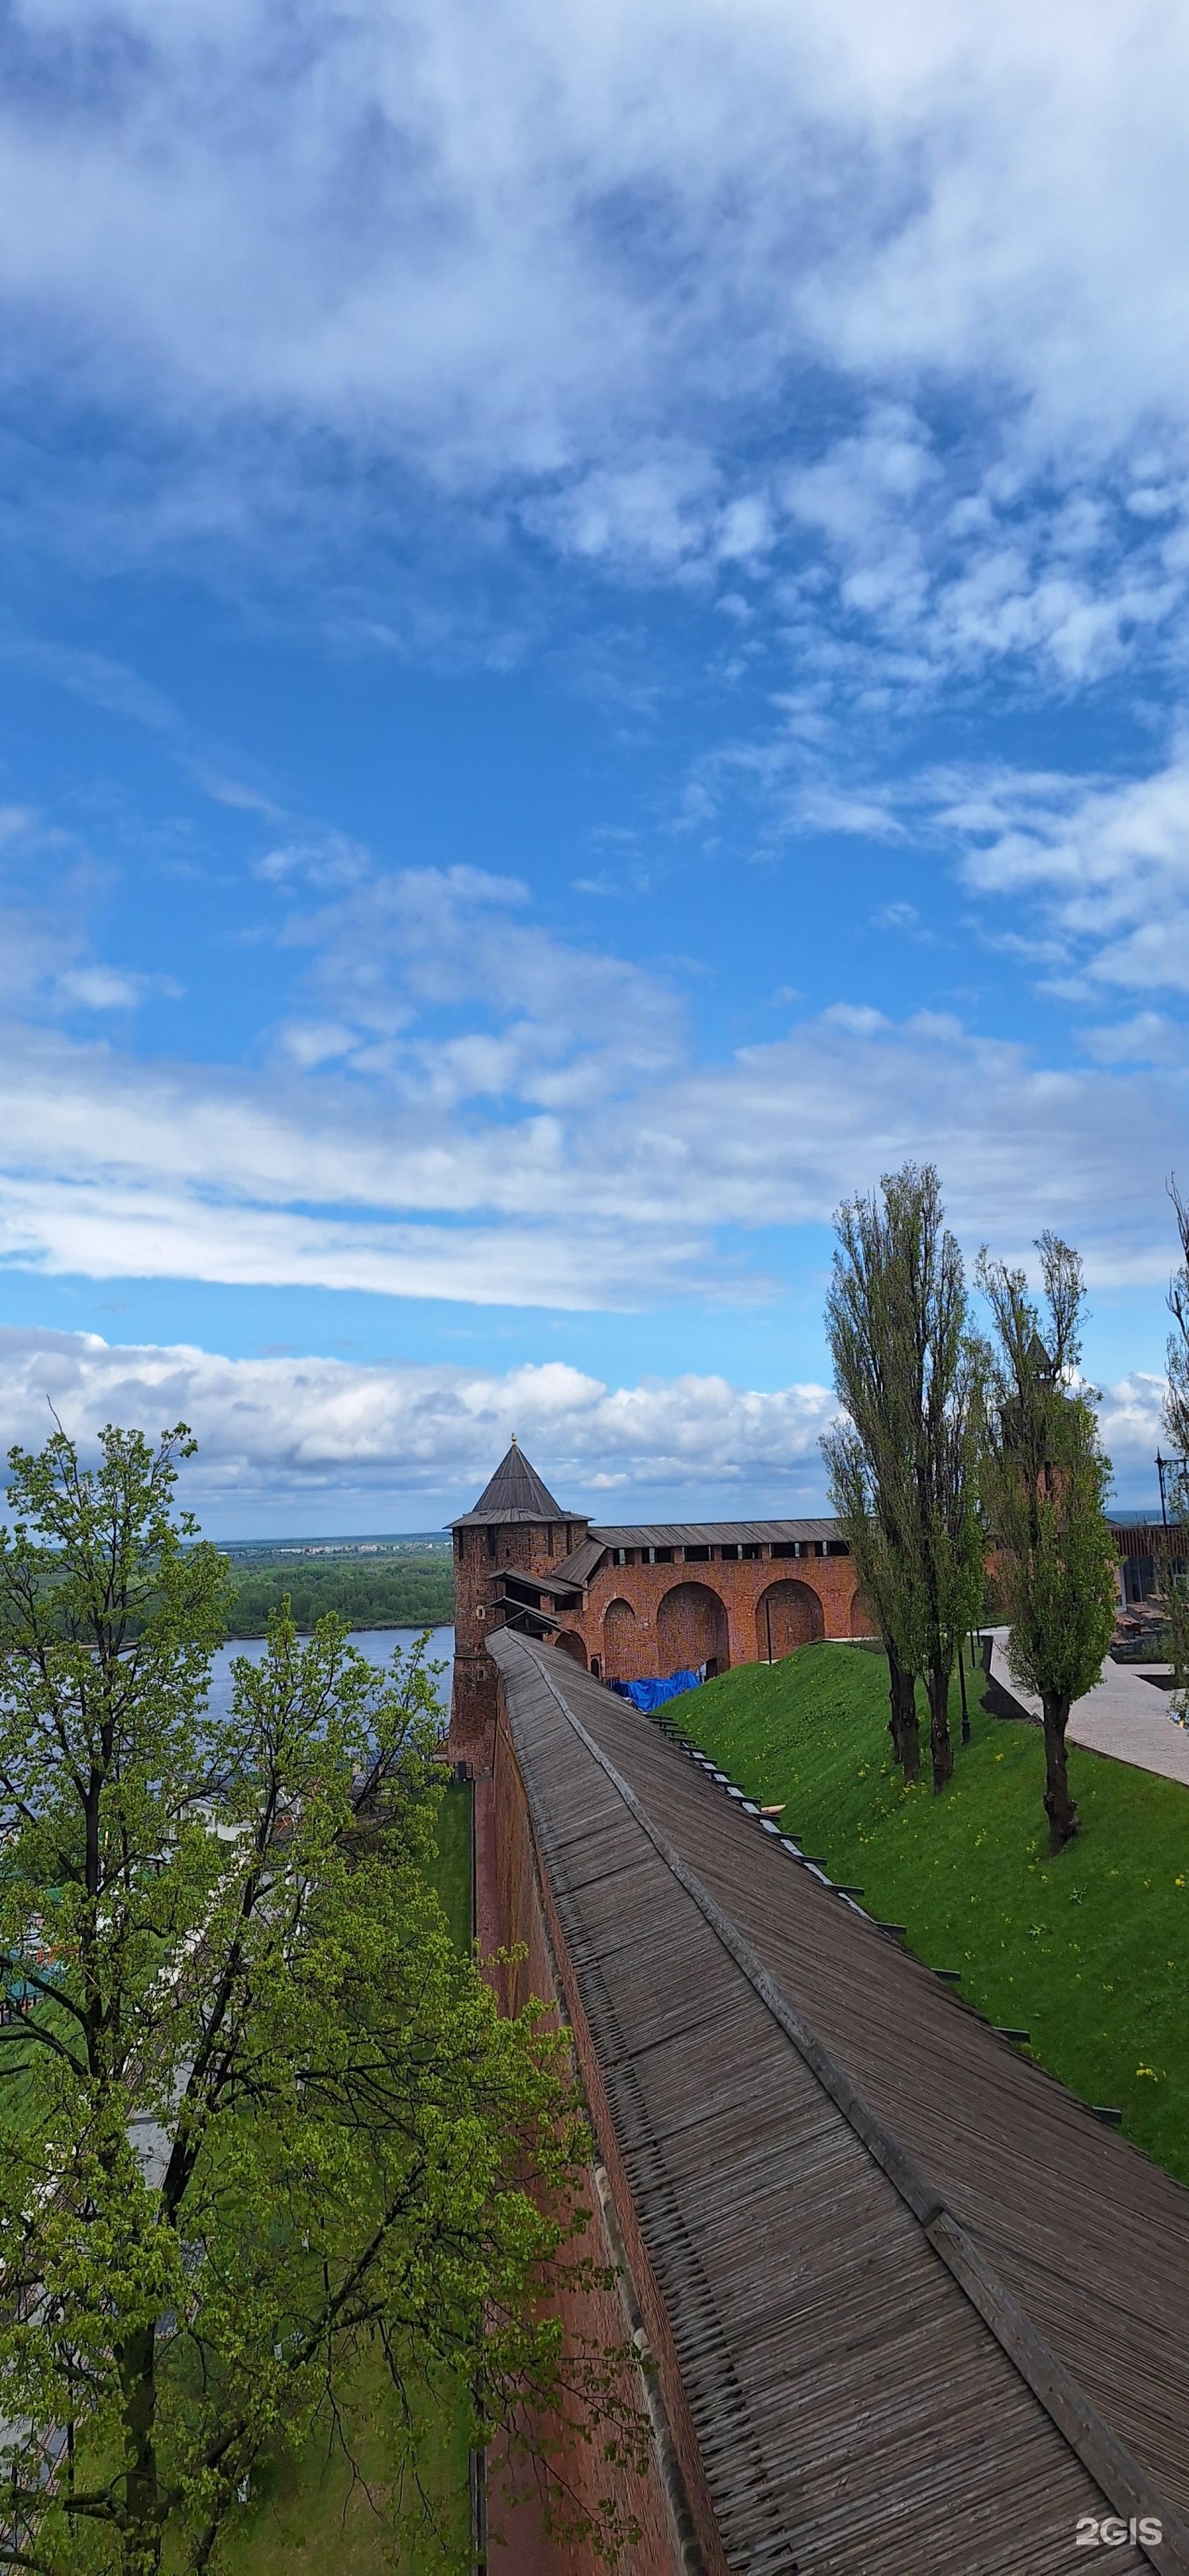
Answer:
[755,1578,824,1661]
[656,1581,728,1677]
[602,1597,638,1679]
[848,1585,878,1640]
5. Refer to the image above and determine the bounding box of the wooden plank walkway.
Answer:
[491,1630,1189,2576]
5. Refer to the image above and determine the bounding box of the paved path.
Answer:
[986,1627,1189,1788]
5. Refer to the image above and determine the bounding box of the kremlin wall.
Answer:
[448,1436,874,1758]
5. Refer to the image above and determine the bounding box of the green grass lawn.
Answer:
[432,1778,474,1952]
[221,1782,474,2574]
[215,2364,471,2576]
[672,1645,1189,2182]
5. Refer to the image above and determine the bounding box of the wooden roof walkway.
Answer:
[489,1628,1189,2576]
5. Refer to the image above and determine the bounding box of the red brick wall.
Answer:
[452,1516,592,1755]
[575,1541,863,1680]
[449,1515,877,1753]
[487,1712,687,2575]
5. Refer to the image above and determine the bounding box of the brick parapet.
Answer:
[553,1535,869,1679]
[486,1689,688,2575]
[449,1505,875,1752]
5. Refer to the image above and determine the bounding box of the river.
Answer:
[204,1626,455,1727]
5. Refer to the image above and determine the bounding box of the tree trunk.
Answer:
[1041,1693,1079,1853]
[897,1665,921,1784]
[927,1661,954,1793]
[119,2320,162,2576]
[886,1643,906,1766]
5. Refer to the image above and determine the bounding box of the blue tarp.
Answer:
[608,1667,702,1712]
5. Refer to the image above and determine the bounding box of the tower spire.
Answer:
[459,1439,565,1523]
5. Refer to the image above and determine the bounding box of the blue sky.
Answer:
[0,0,1186,1527]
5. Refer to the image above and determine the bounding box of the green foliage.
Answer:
[1165,1179,1189,1466]
[978,1236,1116,1849]
[214,2349,471,2576]
[217,1790,475,2575]
[224,1556,454,1640]
[0,1426,623,2576]
[1161,1183,1189,1716]
[432,1781,474,1954]
[822,1161,984,1790]
[678,1645,1189,2184]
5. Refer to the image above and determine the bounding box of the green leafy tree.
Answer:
[824,1164,984,1792]
[0,1424,621,2576]
[978,1239,1117,1854]
[820,1418,922,1779]
[1160,1181,1189,1712]
[1165,1180,1189,1462]
[224,1552,455,1639]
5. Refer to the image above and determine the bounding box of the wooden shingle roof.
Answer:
[541,1535,607,1590]
[451,1438,572,1527]
[588,1517,842,1549]
[490,1628,1189,2576]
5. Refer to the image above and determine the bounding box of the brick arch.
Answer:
[555,1630,588,1669]
[848,1584,878,1640]
[602,1597,638,1680]
[755,1578,824,1661]
[657,1581,729,1677]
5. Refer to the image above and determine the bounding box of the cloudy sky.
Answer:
[0,0,1186,1527]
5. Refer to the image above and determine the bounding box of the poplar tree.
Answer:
[0,1423,618,2576]
[978,1238,1116,1854]
[1165,1180,1189,1457]
[1161,1182,1189,1712]
[821,1416,922,1780]
[824,1164,984,1793]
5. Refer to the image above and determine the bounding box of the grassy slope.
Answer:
[676,1645,1189,2182]
[222,1783,474,2573]
[432,1778,474,1953]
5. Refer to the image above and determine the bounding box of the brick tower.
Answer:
[448,1439,588,1764]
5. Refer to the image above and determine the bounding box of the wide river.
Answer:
[203,1626,455,1728]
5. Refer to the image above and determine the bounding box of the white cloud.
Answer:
[276,860,687,1109]
[0,1171,715,1309]
[928,749,1189,996]
[747,737,1189,1026]
[0,825,1182,1312]
[256,832,373,891]
[4,0,1189,682]
[0,1327,838,1515]
[0,1329,1164,1518]
[0,860,1184,1309]
[56,967,182,1012]
[1080,1013,1189,1068]
[0,0,1180,459]
[1098,1371,1169,1494]
[0,638,178,731]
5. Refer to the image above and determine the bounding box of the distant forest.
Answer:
[224,1550,455,1638]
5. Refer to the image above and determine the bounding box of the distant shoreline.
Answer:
[211,1533,450,1559]
[223,1617,455,1641]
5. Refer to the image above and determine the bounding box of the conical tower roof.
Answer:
[451,1436,573,1526]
